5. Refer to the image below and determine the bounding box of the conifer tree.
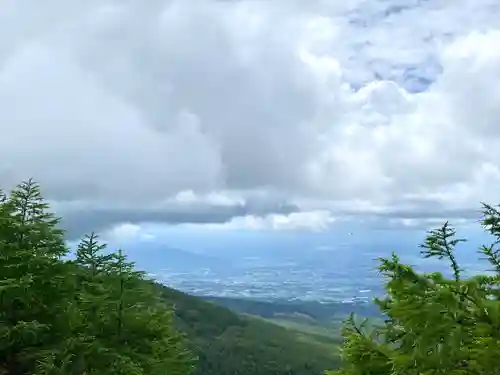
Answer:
[68,233,195,374]
[329,203,500,375]
[0,179,73,374]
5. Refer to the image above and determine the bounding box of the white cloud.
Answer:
[166,190,245,207]
[102,223,156,243]
[185,210,336,232]
[0,0,499,232]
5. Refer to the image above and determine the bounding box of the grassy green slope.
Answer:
[155,284,341,375]
[201,296,382,341]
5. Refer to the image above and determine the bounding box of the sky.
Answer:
[1,0,500,252]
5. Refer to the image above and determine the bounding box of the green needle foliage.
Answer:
[0,179,195,375]
[329,203,500,375]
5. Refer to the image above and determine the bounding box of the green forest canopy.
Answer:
[2,178,500,374]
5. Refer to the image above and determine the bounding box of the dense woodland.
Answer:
[2,179,500,374]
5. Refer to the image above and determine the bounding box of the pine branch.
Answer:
[419,221,465,282]
[479,203,500,274]
[479,244,500,273]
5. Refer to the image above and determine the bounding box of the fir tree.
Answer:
[69,233,195,374]
[0,179,73,374]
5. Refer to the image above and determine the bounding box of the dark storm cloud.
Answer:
[59,202,300,239]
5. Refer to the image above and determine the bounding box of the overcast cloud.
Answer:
[1,0,499,237]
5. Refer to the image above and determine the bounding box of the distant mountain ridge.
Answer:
[124,245,225,272]
[201,295,382,324]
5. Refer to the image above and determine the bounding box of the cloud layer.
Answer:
[1,0,499,235]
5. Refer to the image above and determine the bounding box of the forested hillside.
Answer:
[202,295,380,323]
[201,296,382,345]
[155,285,341,375]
